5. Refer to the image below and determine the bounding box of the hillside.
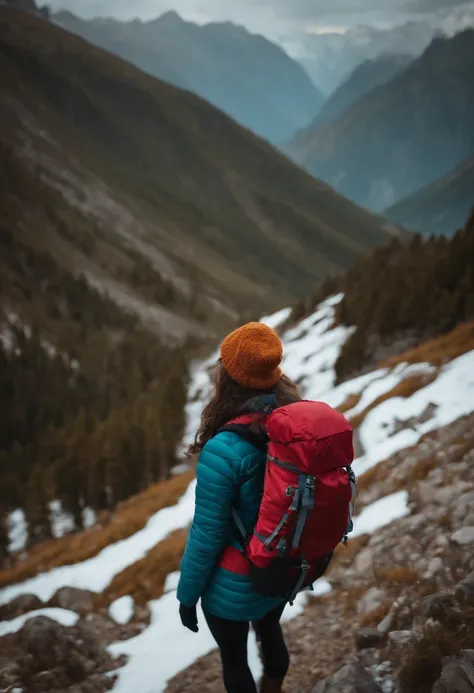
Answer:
[0,214,473,693]
[310,54,412,127]
[384,156,474,236]
[287,30,474,212]
[53,9,324,145]
[0,227,190,556]
[0,0,48,19]
[0,8,396,339]
[287,210,474,383]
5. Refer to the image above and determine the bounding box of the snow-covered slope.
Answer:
[186,294,474,477]
[1,293,474,693]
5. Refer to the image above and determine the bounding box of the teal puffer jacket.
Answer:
[177,431,284,621]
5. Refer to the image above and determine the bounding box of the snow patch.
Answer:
[8,502,97,554]
[108,593,220,693]
[260,306,292,330]
[352,491,410,538]
[163,571,181,593]
[0,481,197,605]
[109,596,135,625]
[7,509,28,554]
[50,500,75,539]
[355,349,474,476]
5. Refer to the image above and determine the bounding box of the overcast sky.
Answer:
[47,0,474,38]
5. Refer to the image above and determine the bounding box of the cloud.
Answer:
[406,0,473,10]
[47,0,474,34]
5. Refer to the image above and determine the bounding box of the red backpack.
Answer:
[219,399,356,605]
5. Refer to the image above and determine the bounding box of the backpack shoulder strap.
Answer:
[218,415,269,451]
[217,415,270,551]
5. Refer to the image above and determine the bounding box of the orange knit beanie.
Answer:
[220,322,283,390]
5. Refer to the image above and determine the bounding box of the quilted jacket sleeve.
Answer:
[177,433,243,608]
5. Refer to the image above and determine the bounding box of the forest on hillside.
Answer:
[290,210,474,382]
[0,229,189,564]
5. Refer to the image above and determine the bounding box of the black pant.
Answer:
[203,604,289,693]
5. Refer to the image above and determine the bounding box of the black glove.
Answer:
[179,603,199,633]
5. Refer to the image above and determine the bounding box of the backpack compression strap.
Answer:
[342,465,357,543]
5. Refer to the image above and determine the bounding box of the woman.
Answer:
[177,322,300,693]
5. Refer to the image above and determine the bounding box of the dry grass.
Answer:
[357,454,437,495]
[350,374,436,430]
[340,586,369,616]
[382,321,474,369]
[409,456,438,482]
[0,470,194,589]
[375,566,419,585]
[357,464,394,494]
[337,392,362,414]
[399,607,474,693]
[438,510,452,529]
[96,529,188,608]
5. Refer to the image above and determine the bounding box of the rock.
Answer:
[424,557,443,579]
[22,616,70,670]
[452,492,474,526]
[84,612,122,644]
[435,535,450,549]
[354,548,374,574]
[420,593,457,622]
[451,527,474,546]
[432,650,474,693]
[377,597,413,634]
[455,572,474,607]
[68,647,97,679]
[0,593,44,620]
[20,616,105,679]
[50,586,95,614]
[386,631,419,666]
[357,587,387,615]
[404,514,426,532]
[464,513,474,527]
[377,609,395,635]
[432,483,472,507]
[313,663,383,692]
[0,656,20,689]
[357,628,387,650]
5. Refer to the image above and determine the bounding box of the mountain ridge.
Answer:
[310,54,413,128]
[287,29,474,212]
[384,155,474,236]
[53,9,324,144]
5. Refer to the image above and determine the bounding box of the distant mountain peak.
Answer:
[307,52,412,127]
[157,9,183,24]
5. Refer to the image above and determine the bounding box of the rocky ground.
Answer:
[1,414,473,693]
[0,588,150,693]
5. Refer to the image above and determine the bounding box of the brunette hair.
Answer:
[187,361,301,456]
